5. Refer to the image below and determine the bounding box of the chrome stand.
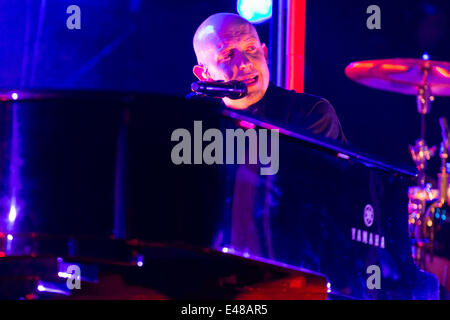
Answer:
[407,74,439,268]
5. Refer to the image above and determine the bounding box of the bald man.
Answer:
[192,13,346,142]
[191,13,345,261]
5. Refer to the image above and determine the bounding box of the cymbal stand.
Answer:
[408,68,438,268]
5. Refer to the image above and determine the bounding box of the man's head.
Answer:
[193,13,270,109]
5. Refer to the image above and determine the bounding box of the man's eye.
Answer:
[223,51,233,59]
[247,46,257,52]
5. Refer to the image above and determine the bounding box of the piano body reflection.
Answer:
[0,91,440,299]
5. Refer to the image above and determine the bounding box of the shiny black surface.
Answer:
[0,91,440,299]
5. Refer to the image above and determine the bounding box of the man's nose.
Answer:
[236,51,253,71]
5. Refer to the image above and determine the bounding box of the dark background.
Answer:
[304,0,450,172]
[0,0,449,170]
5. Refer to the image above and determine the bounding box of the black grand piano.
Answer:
[0,90,441,299]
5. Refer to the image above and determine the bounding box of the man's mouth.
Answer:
[241,75,258,87]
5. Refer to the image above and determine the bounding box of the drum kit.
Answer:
[345,57,450,269]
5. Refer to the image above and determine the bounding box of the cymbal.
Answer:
[345,58,450,96]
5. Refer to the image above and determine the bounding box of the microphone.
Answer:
[190,80,247,100]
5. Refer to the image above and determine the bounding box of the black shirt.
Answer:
[213,83,347,260]
[235,82,347,143]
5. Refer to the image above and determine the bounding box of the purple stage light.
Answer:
[5,94,23,238]
[136,254,144,267]
[36,281,70,296]
[8,205,17,223]
[57,272,71,278]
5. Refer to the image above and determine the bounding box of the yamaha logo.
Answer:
[364,204,374,227]
[350,204,385,249]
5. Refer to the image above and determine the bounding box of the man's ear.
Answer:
[262,43,268,63]
[193,64,210,81]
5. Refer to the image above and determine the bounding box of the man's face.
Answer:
[194,21,270,109]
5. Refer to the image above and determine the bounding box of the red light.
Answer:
[239,120,255,129]
[0,252,5,258]
[380,64,408,71]
[286,0,306,92]
[435,66,450,78]
[353,62,375,69]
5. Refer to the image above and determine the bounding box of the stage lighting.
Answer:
[237,0,272,24]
